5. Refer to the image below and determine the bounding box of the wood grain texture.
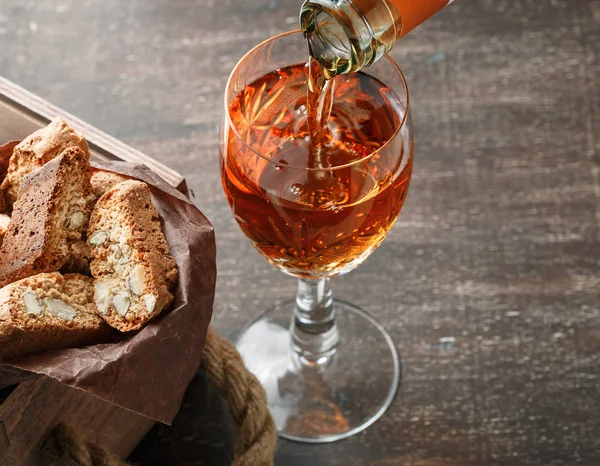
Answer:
[0,375,154,465]
[1,0,599,465]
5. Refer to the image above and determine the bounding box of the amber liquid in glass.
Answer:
[221,57,412,278]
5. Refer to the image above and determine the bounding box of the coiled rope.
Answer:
[39,326,276,466]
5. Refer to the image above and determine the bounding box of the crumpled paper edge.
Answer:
[0,159,216,424]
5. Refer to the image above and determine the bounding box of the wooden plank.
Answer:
[4,0,600,464]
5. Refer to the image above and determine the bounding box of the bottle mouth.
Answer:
[300,0,371,77]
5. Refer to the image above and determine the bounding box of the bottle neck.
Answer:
[301,0,453,77]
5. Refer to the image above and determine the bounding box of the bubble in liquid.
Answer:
[290,183,304,196]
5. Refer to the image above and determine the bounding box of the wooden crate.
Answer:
[0,77,185,464]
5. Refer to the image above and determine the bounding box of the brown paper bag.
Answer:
[0,146,216,424]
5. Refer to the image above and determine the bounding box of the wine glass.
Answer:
[220,30,413,443]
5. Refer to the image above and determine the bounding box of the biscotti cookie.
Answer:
[0,214,9,247]
[90,168,131,200]
[0,147,93,287]
[61,240,92,276]
[1,118,89,211]
[0,272,113,362]
[88,180,177,331]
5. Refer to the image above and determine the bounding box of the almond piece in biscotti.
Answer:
[0,214,9,248]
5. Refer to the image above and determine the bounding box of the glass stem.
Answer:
[291,278,339,365]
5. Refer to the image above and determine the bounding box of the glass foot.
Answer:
[236,299,401,443]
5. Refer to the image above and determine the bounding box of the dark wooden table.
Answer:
[2,0,600,464]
